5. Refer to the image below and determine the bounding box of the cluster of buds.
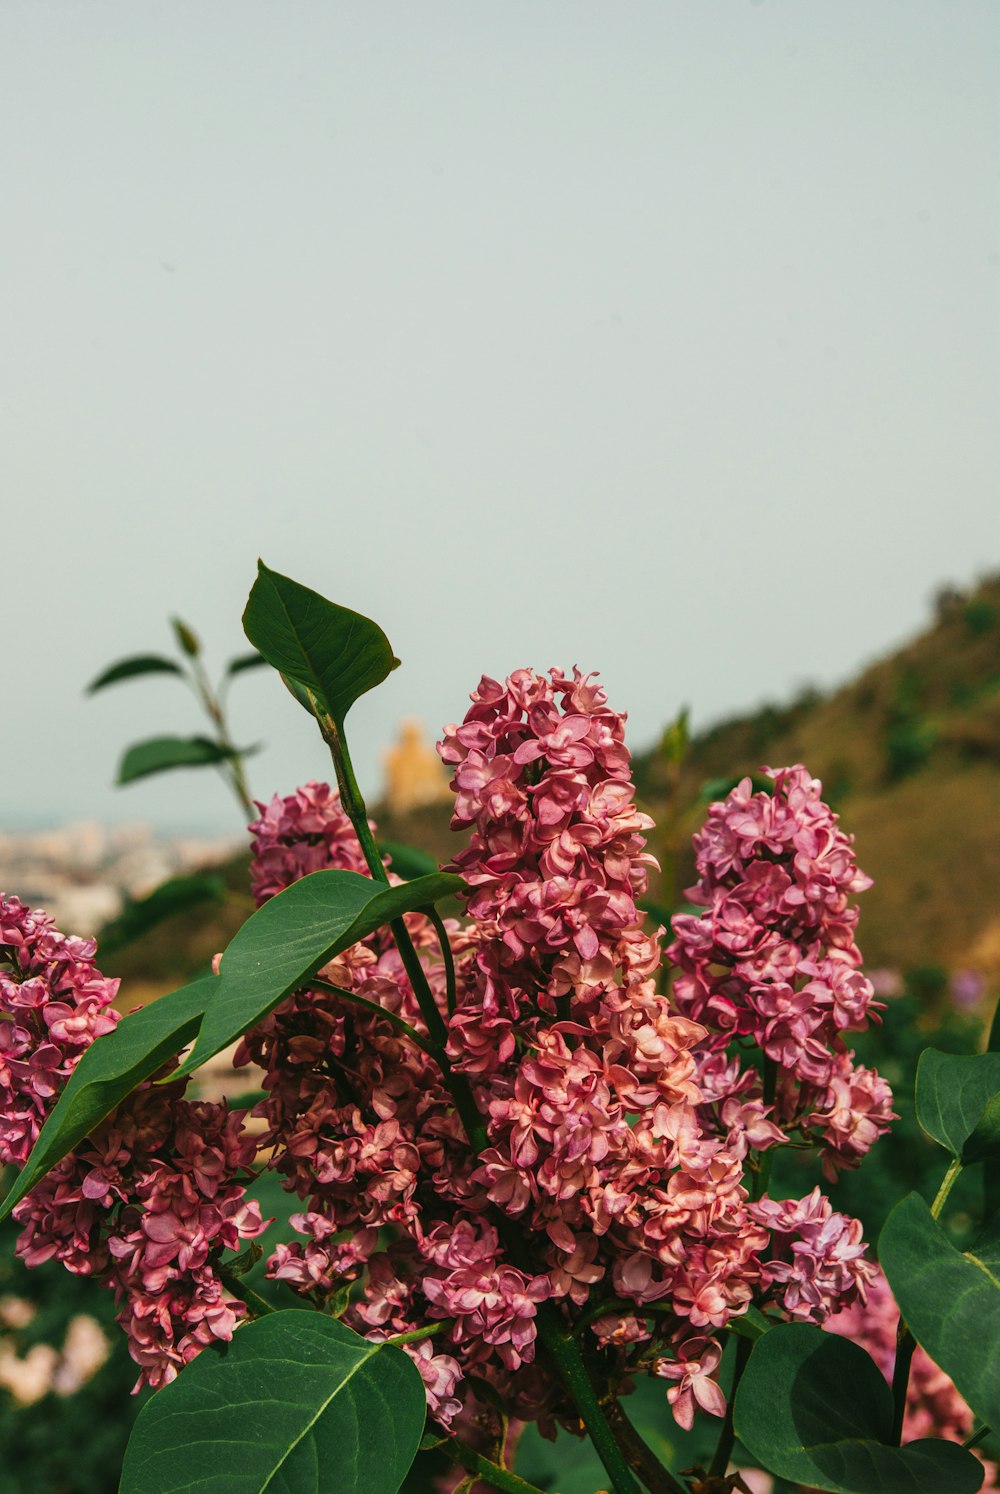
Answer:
[0,895,266,1389]
[669,767,895,1180]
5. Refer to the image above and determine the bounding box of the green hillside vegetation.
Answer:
[634,574,1000,983]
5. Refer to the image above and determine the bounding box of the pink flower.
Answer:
[655,1337,727,1430]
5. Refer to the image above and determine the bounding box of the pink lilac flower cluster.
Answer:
[249,779,373,904]
[244,675,877,1445]
[825,1267,998,1492]
[0,895,266,1390]
[0,897,118,1168]
[669,768,896,1181]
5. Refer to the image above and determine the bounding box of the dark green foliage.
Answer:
[116,735,254,785]
[734,1323,984,1493]
[770,993,983,1242]
[915,1049,1000,1162]
[224,650,267,677]
[86,654,184,692]
[0,1212,146,1494]
[120,1312,426,1494]
[377,839,441,880]
[885,669,936,782]
[964,599,998,637]
[885,719,937,781]
[96,874,227,958]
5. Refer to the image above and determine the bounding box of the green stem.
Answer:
[963,1423,991,1450]
[319,712,488,1151]
[931,1157,963,1219]
[310,978,435,1055]
[890,1326,917,1447]
[892,1156,965,1443]
[708,1060,779,1477]
[442,1441,547,1494]
[708,1333,751,1479]
[534,1312,641,1494]
[603,1396,686,1494]
[428,905,458,1016]
[384,1321,449,1347]
[321,714,388,885]
[753,1057,779,1202]
[189,655,256,820]
[218,1267,276,1319]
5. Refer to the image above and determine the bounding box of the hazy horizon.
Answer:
[2,2,997,835]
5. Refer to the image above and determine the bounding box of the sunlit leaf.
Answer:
[243,561,400,726]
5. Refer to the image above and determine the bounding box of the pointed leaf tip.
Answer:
[243,564,398,724]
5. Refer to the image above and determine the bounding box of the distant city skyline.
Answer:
[2,2,997,833]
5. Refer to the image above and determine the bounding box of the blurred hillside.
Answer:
[634,573,1000,983]
[90,575,1000,997]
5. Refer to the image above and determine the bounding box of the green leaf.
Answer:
[727,1304,777,1343]
[0,977,213,1222]
[225,650,268,677]
[734,1322,983,1494]
[175,868,464,1078]
[243,561,400,726]
[97,874,227,955]
[86,654,184,692]
[378,840,441,880]
[964,1092,1000,1166]
[116,735,255,785]
[881,1192,1000,1432]
[915,1049,1000,1161]
[119,1310,425,1494]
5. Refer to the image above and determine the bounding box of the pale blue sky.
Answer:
[2,2,997,832]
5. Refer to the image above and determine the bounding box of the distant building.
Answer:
[381,719,452,813]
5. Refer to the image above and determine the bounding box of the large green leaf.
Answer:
[881,1192,1000,1431]
[175,868,463,1078]
[0,978,213,1221]
[243,561,400,726]
[119,1310,425,1494]
[117,735,254,785]
[87,654,183,692]
[733,1322,983,1493]
[915,1049,1000,1162]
